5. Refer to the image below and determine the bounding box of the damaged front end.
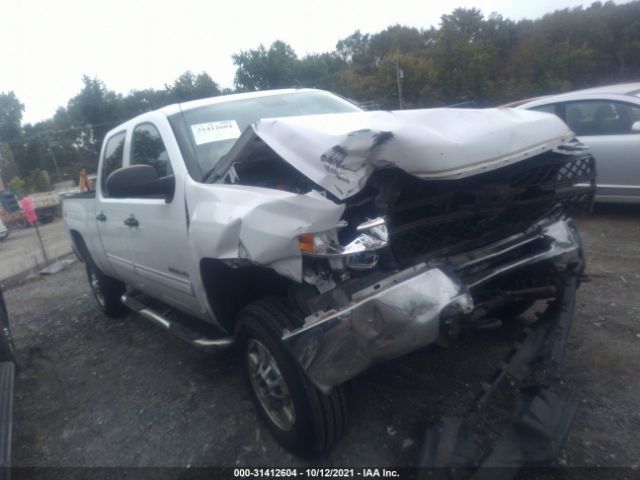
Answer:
[186,102,594,377]
[278,144,594,393]
[276,140,593,474]
[199,104,593,395]
[284,216,586,393]
[178,97,595,469]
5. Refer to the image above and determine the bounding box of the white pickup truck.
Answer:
[63,88,595,457]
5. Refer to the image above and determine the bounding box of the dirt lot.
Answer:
[4,205,640,475]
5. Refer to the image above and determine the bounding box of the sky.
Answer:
[0,0,614,124]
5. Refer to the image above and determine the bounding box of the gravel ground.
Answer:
[4,205,640,476]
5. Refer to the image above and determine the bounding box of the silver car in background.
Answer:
[512,82,640,203]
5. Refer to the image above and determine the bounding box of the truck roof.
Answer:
[103,88,326,140]
[162,88,323,116]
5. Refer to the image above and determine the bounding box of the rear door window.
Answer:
[100,131,126,197]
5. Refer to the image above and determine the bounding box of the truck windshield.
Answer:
[169,90,361,181]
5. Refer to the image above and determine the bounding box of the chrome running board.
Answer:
[121,292,234,350]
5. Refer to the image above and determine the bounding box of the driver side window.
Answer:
[131,123,173,177]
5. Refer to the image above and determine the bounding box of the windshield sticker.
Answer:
[191,120,241,145]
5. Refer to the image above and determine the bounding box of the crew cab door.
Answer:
[96,131,137,283]
[123,119,197,313]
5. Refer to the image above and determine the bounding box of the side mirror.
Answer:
[631,120,640,133]
[106,165,175,200]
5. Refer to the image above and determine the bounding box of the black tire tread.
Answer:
[237,297,347,457]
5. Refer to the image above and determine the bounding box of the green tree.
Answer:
[0,92,24,142]
[336,30,373,72]
[369,25,426,60]
[119,88,169,119]
[233,41,299,91]
[66,76,122,154]
[0,91,28,182]
[26,169,50,193]
[7,176,26,197]
[427,8,513,104]
[0,144,20,185]
[165,71,221,102]
[296,53,344,90]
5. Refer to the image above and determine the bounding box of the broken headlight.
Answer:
[298,217,389,269]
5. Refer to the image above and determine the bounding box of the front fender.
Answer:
[185,179,344,282]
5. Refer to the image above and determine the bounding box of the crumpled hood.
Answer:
[223,108,573,200]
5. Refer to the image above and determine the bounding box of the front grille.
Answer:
[387,151,595,262]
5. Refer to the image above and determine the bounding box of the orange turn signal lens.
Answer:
[298,233,315,253]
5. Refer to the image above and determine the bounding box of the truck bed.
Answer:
[62,194,102,265]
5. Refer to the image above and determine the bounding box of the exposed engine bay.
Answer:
[230,150,318,194]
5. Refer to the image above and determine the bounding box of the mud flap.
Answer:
[419,275,578,479]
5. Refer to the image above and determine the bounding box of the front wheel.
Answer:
[85,261,128,317]
[236,297,347,457]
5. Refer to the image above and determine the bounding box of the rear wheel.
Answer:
[85,261,128,317]
[236,297,347,457]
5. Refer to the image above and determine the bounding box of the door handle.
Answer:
[96,212,107,222]
[123,216,139,227]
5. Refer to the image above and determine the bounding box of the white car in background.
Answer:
[0,220,8,242]
[510,82,640,203]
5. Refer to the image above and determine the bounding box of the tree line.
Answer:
[1,1,639,194]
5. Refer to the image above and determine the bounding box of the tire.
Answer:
[85,260,128,317]
[236,297,347,457]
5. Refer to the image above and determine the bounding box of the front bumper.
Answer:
[284,219,583,393]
